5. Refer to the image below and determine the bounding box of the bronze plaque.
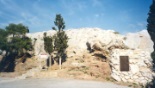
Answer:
[120,56,129,71]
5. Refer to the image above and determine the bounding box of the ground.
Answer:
[0,45,148,88]
[0,78,131,88]
[0,53,143,88]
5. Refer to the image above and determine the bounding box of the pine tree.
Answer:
[6,23,29,38]
[52,14,68,69]
[0,28,8,51]
[0,23,33,71]
[0,23,33,58]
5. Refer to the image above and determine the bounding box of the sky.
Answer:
[0,0,153,34]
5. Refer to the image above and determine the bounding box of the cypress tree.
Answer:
[147,0,155,63]
[43,32,54,67]
[147,0,155,49]
[52,14,68,69]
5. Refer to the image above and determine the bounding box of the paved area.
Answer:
[0,78,131,88]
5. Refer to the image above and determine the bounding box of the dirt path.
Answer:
[0,78,131,88]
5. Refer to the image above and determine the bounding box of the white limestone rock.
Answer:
[124,30,154,53]
[26,28,154,84]
[124,76,130,80]
[111,73,121,81]
[121,78,127,82]
[27,28,153,56]
[130,65,139,74]
[133,75,138,79]
[110,49,154,84]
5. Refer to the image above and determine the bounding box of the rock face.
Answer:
[27,28,154,84]
[124,30,154,53]
[110,49,154,84]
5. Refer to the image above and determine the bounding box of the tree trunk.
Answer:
[49,55,51,67]
[59,57,61,69]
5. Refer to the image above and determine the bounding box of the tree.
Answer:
[6,23,29,38]
[43,32,54,67]
[5,23,17,37]
[147,0,155,49]
[0,23,33,72]
[11,36,33,57]
[0,28,8,51]
[16,23,29,37]
[147,0,155,63]
[0,23,33,58]
[52,14,68,69]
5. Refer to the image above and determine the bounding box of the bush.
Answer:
[113,31,120,34]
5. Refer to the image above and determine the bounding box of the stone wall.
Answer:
[110,49,154,84]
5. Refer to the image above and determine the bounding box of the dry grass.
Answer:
[59,52,111,81]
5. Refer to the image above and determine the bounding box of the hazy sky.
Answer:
[0,0,152,34]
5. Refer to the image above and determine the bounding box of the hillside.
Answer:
[27,28,153,56]
[1,28,153,86]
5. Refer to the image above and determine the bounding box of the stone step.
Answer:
[34,71,58,78]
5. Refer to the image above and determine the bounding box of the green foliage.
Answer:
[113,31,120,34]
[10,36,33,56]
[0,28,8,37]
[43,32,54,55]
[43,14,68,68]
[6,23,29,37]
[54,31,68,56]
[147,0,155,33]
[0,29,8,51]
[52,14,68,57]
[147,0,155,50]
[0,23,33,57]
[52,14,65,32]
[51,14,68,69]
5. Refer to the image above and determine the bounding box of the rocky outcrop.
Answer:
[27,28,154,84]
[28,28,153,56]
[123,30,154,53]
[110,49,154,84]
